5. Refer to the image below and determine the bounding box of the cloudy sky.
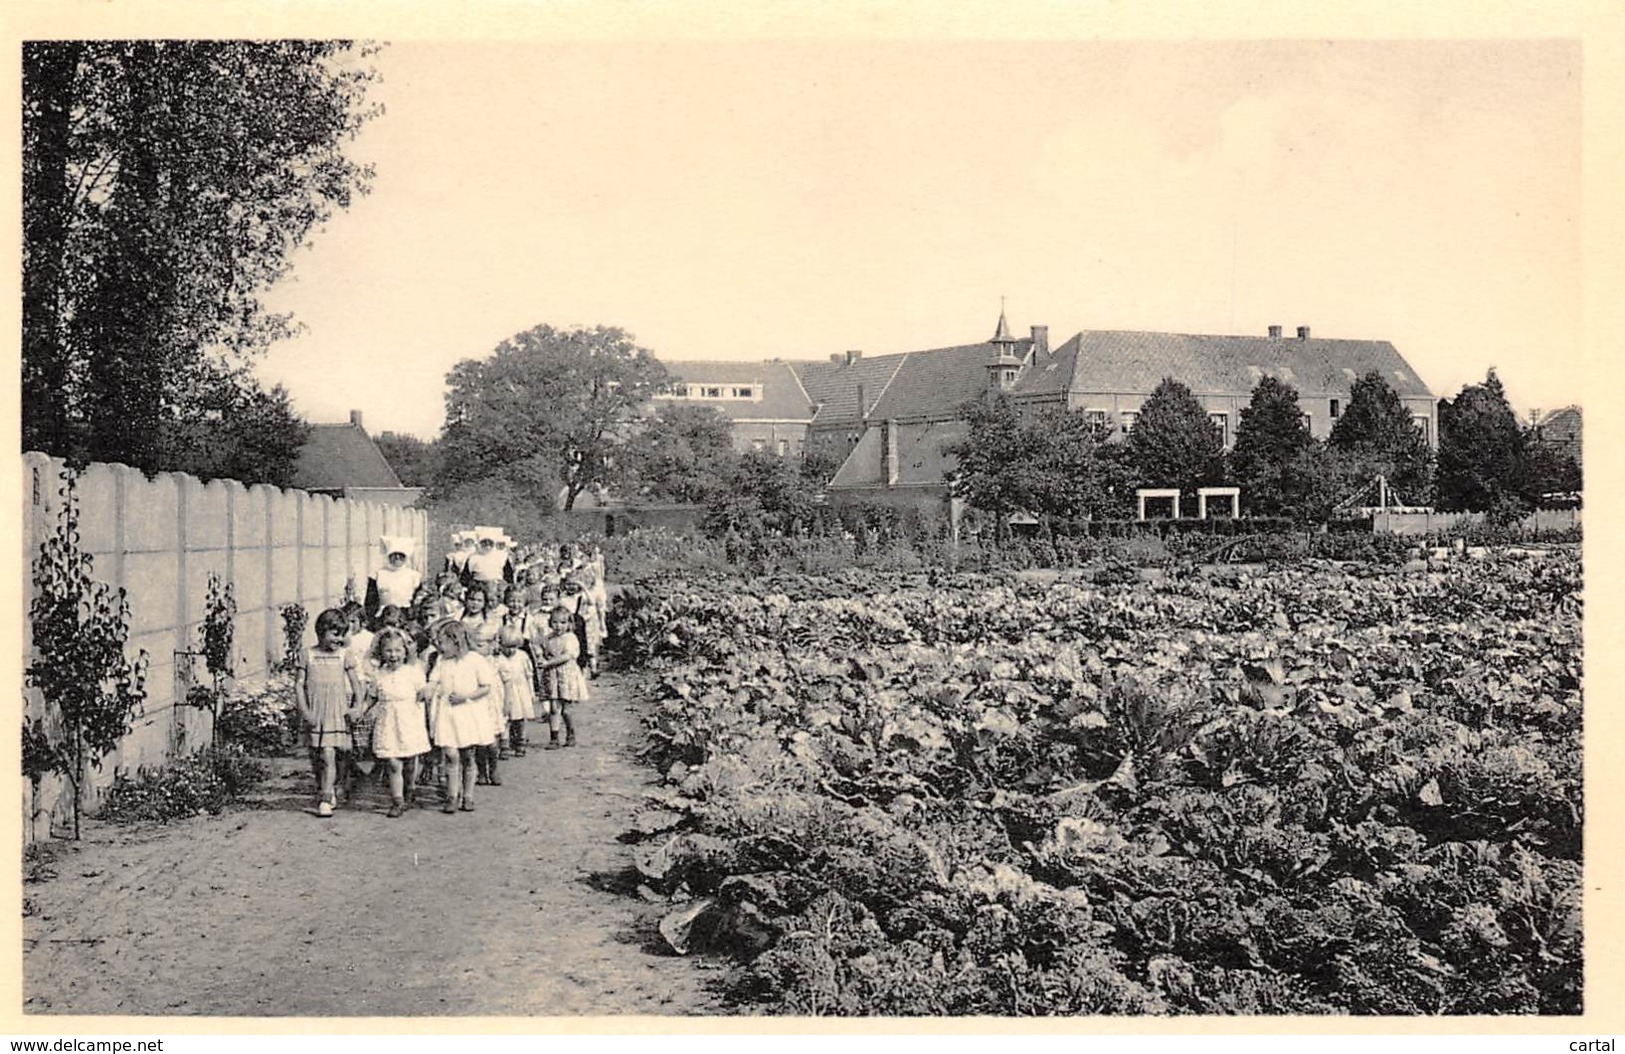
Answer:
[257,37,1582,438]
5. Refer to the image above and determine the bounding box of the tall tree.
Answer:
[1328,371,1433,504]
[1127,378,1227,504]
[22,41,379,470]
[1436,370,1528,513]
[1231,377,1313,518]
[619,403,738,505]
[440,324,671,510]
[947,395,1042,538]
[375,432,445,490]
[154,363,310,487]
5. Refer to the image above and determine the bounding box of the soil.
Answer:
[21,673,725,1017]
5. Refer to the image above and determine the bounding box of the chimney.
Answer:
[1297,325,1311,341]
[882,418,899,487]
[856,383,867,428]
[845,349,863,365]
[829,353,843,364]
[1268,325,1282,339]
[1030,325,1049,358]
[349,410,364,430]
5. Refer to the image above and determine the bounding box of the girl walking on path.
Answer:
[426,620,496,813]
[366,628,434,817]
[294,608,364,818]
[538,605,589,749]
[494,627,537,757]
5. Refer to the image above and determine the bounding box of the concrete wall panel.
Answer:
[76,463,121,557]
[126,474,181,553]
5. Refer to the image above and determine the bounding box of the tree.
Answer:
[23,41,379,470]
[1520,439,1581,508]
[1231,377,1313,518]
[948,397,1134,534]
[619,403,738,505]
[154,362,310,487]
[703,450,818,537]
[25,472,149,839]
[439,324,671,510]
[1328,371,1433,504]
[1127,379,1227,504]
[1436,370,1528,514]
[375,432,444,490]
[946,395,1040,539]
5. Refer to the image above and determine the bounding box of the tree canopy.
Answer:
[619,402,739,506]
[1127,378,1227,499]
[22,41,378,479]
[948,396,1133,531]
[1436,370,1528,514]
[1328,371,1433,504]
[1230,377,1313,519]
[439,324,670,510]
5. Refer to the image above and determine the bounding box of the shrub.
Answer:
[100,745,269,825]
[215,680,299,757]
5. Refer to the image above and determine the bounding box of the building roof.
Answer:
[866,340,1034,422]
[1027,329,1432,401]
[828,419,969,490]
[659,360,816,421]
[794,353,911,428]
[292,421,405,492]
[1537,405,1581,439]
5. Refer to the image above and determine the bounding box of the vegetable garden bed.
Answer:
[610,549,1582,1015]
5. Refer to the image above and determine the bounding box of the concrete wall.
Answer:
[21,453,429,838]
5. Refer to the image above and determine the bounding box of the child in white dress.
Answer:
[365,628,433,817]
[426,620,495,813]
[494,627,537,757]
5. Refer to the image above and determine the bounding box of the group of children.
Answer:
[292,533,610,818]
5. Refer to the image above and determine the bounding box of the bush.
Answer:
[100,745,269,825]
[215,680,298,757]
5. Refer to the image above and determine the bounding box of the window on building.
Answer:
[1301,413,1314,434]
[1084,409,1109,432]
[1412,415,1430,444]
[1330,398,1340,419]
[777,439,789,456]
[735,387,753,399]
[703,386,723,398]
[1209,412,1229,446]
[1120,410,1138,434]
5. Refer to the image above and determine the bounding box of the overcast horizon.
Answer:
[256,38,1582,439]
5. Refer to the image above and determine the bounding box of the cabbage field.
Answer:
[611,549,1582,1015]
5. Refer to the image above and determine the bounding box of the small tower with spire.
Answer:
[986,298,1024,393]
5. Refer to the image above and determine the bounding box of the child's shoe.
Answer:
[386,800,405,819]
[317,800,334,818]
[565,730,577,747]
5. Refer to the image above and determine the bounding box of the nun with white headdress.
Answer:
[443,530,477,577]
[366,536,423,627]
[462,526,514,591]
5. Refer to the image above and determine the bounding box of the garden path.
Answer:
[21,673,723,1018]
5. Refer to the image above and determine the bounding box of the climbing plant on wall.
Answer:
[24,469,149,838]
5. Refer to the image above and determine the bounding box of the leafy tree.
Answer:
[703,450,818,537]
[948,397,1134,534]
[375,431,444,490]
[154,363,310,487]
[1231,377,1313,518]
[946,395,1039,539]
[1436,370,1528,514]
[1328,371,1434,504]
[440,324,671,510]
[1127,379,1227,504]
[1520,439,1581,508]
[620,403,738,505]
[22,41,379,471]
[25,472,149,839]
[799,447,844,488]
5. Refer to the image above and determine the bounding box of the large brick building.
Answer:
[811,311,1437,507]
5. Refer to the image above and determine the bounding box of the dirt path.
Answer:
[22,673,724,1017]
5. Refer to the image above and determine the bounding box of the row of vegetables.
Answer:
[610,552,1582,1015]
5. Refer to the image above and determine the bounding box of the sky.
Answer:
[256,38,1582,439]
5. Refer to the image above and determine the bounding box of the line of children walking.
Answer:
[291,531,605,819]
